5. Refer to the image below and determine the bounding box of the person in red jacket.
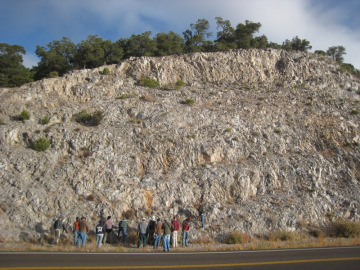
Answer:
[182,216,192,247]
[73,217,80,246]
[171,216,180,248]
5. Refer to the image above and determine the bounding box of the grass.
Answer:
[2,236,360,253]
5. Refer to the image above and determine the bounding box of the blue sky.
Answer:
[1,0,360,69]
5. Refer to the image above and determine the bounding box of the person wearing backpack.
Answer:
[182,216,192,247]
[95,220,105,248]
[118,218,128,243]
[147,216,156,245]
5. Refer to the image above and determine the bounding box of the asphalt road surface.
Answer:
[0,246,360,270]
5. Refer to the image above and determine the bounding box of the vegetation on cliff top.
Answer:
[1,17,358,88]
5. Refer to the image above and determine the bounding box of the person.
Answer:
[182,216,192,247]
[103,216,114,244]
[53,216,63,244]
[147,216,156,245]
[154,218,162,249]
[162,218,173,252]
[73,217,80,246]
[171,216,180,248]
[78,216,90,248]
[96,220,105,248]
[137,218,148,248]
[118,217,128,243]
[198,202,206,229]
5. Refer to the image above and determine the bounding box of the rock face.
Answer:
[1,49,360,242]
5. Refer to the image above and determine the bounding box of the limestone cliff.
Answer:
[0,49,360,242]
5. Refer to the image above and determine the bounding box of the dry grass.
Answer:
[2,236,360,253]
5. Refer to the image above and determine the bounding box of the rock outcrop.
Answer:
[0,49,360,242]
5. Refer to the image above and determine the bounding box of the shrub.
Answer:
[332,220,360,238]
[161,84,171,91]
[350,109,359,115]
[0,118,5,125]
[19,110,30,121]
[48,71,59,78]
[138,78,159,88]
[33,138,50,152]
[41,116,50,125]
[184,98,195,105]
[102,67,110,75]
[273,230,297,241]
[175,80,186,89]
[226,231,244,244]
[74,110,104,126]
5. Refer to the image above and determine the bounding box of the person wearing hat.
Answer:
[147,216,156,245]
[162,218,174,252]
[154,217,163,249]
[137,218,149,248]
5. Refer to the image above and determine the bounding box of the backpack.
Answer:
[182,220,190,231]
[148,220,156,230]
[96,225,104,234]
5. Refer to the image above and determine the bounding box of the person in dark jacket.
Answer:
[95,220,105,247]
[161,218,173,252]
[147,216,156,245]
[198,202,206,229]
[53,216,63,244]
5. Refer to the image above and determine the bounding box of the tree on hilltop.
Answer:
[0,43,33,87]
[327,46,346,63]
[34,37,75,79]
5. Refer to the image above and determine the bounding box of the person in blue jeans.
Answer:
[154,218,162,249]
[118,218,128,243]
[77,217,90,249]
[161,218,173,252]
[198,202,206,229]
[137,218,148,248]
[182,217,192,247]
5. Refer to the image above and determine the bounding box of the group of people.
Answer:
[137,216,192,251]
[54,203,206,250]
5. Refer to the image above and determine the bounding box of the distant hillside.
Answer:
[0,48,359,243]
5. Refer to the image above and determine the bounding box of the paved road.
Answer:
[0,246,360,269]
